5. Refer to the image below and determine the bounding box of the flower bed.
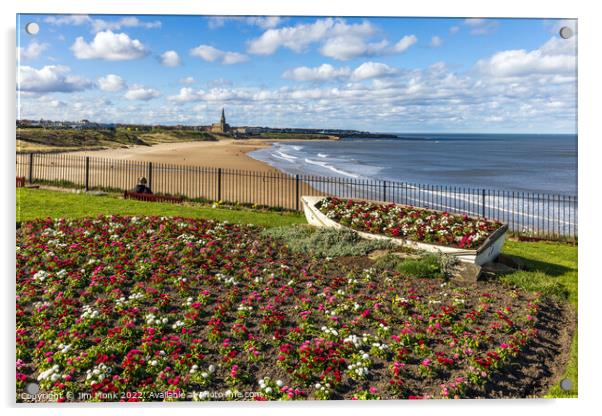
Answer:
[317,197,503,249]
[17,216,540,401]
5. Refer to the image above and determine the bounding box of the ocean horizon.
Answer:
[248,133,577,195]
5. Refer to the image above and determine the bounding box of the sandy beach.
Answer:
[67,139,279,173]
[18,139,324,210]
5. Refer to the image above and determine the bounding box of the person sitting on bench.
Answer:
[132,177,153,194]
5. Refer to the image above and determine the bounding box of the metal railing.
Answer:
[16,153,578,239]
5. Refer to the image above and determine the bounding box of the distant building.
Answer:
[210,108,230,134]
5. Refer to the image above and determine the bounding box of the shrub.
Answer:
[372,253,404,272]
[261,225,393,258]
[374,251,457,279]
[395,254,444,279]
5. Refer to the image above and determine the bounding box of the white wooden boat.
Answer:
[301,196,508,265]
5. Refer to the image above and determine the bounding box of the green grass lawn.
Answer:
[15,187,577,398]
[16,188,305,228]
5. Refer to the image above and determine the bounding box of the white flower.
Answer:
[33,270,49,282]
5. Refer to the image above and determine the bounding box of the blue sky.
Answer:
[17,14,577,133]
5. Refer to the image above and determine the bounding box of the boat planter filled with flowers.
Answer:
[302,196,508,265]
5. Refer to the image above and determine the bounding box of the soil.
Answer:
[469,300,576,398]
[329,254,576,399]
[17,220,577,401]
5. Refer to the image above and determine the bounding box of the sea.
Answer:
[248,133,577,196]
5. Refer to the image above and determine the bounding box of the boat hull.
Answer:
[301,196,507,265]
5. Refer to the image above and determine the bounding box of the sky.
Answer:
[16,14,577,133]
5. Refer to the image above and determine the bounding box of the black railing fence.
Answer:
[16,153,578,239]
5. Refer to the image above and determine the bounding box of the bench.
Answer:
[123,191,184,204]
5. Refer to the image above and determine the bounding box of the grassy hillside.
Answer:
[16,127,217,153]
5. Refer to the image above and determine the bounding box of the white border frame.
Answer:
[3,2,600,415]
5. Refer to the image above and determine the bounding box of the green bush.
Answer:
[372,253,404,271]
[395,254,444,279]
[374,251,457,279]
[261,225,392,258]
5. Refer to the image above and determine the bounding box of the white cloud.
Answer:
[18,65,92,93]
[476,36,576,77]
[44,14,161,33]
[283,64,351,81]
[248,18,381,59]
[91,17,161,33]
[97,74,126,92]
[179,76,195,85]
[248,18,417,61]
[393,35,418,52]
[449,26,460,35]
[248,17,284,30]
[189,45,248,64]
[168,87,203,103]
[464,18,499,35]
[160,50,181,67]
[208,16,284,30]
[124,85,161,101]
[71,31,149,61]
[485,115,504,122]
[168,86,280,104]
[247,18,337,55]
[17,42,49,60]
[282,62,401,82]
[49,99,67,108]
[429,36,443,48]
[321,38,389,61]
[351,62,399,81]
[464,18,486,27]
[44,15,91,26]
